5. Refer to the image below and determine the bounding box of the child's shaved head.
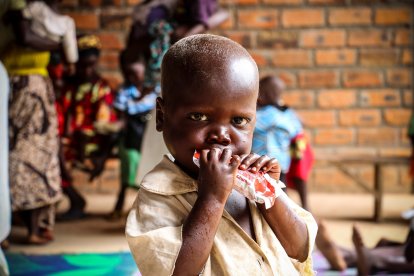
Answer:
[161,34,258,104]
[157,34,259,177]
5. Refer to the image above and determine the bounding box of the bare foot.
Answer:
[352,225,371,276]
[40,228,54,241]
[27,234,49,245]
[316,221,347,271]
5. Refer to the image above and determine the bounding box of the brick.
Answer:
[221,32,252,48]
[99,51,119,70]
[318,89,357,108]
[283,90,315,108]
[357,128,399,146]
[402,50,412,65]
[126,0,142,5]
[309,0,345,4]
[348,30,391,47]
[96,32,124,50]
[343,70,383,88]
[66,12,100,30]
[339,109,381,126]
[314,147,377,159]
[301,29,345,48]
[257,31,299,48]
[384,108,411,126]
[249,51,269,67]
[238,10,278,29]
[359,49,398,66]
[313,167,358,190]
[315,49,356,66]
[263,0,302,4]
[276,71,297,88]
[296,110,336,127]
[282,9,325,27]
[360,89,401,107]
[375,8,411,25]
[395,29,410,46]
[299,71,338,88]
[314,128,354,145]
[381,164,401,192]
[401,128,410,146]
[60,0,78,7]
[403,90,412,106]
[329,8,371,26]
[221,0,258,4]
[379,148,411,157]
[386,68,411,87]
[272,49,312,68]
[85,0,101,6]
[101,71,123,90]
[101,10,132,30]
[217,12,235,29]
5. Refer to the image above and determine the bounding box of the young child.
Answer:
[126,34,317,275]
[109,50,158,219]
[252,76,313,210]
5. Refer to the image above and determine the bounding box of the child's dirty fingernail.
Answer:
[263,167,267,171]
[251,167,257,172]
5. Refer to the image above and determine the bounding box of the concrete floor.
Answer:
[5,164,414,255]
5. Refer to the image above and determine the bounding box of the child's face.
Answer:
[76,54,98,81]
[124,62,145,88]
[157,58,258,177]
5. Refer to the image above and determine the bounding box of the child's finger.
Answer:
[229,155,241,168]
[220,148,232,163]
[239,153,259,170]
[249,155,272,172]
[262,158,280,173]
[207,147,220,161]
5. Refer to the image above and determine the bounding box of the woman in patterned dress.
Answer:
[4,3,62,244]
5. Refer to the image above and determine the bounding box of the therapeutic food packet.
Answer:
[193,151,285,209]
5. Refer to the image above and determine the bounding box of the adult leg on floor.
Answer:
[316,220,348,271]
[20,208,48,244]
[58,185,86,221]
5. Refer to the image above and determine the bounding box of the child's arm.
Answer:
[239,154,310,262]
[172,148,240,275]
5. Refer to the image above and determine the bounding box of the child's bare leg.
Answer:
[293,177,308,211]
[316,220,347,271]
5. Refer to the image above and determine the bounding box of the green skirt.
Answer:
[119,143,141,188]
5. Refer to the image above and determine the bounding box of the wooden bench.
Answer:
[316,155,410,222]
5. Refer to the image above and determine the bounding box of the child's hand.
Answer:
[239,153,281,181]
[197,148,241,203]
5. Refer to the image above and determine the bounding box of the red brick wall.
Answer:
[61,0,413,192]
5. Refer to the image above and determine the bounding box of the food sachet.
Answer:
[193,151,285,209]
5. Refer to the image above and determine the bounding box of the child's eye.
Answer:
[189,113,208,121]
[232,117,250,126]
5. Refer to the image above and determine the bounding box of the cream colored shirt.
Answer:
[126,156,317,276]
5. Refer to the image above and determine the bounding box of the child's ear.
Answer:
[155,97,164,132]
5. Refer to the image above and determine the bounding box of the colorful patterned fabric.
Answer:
[252,105,303,173]
[58,78,116,162]
[8,75,62,211]
[114,85,157,115]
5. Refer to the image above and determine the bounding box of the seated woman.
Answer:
[57,35,118,220]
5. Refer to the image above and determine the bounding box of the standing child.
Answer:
[252,76,313,210]
[109,50,157,219]
[126,34,317,275]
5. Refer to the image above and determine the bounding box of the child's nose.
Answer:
[207,126,231,146]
